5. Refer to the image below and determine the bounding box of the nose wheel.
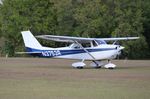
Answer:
[104,60,116,69]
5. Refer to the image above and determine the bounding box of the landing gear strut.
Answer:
[90,61,104,69]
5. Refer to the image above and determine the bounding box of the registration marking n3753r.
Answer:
[42,50,61,57]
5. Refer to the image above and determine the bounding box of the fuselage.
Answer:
[21,31,125,61]
[26,44,123,61]
[19,31,139,69]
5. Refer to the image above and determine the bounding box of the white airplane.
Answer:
[19,31,139,69]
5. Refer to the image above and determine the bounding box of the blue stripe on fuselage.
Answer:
[25,47,116,57]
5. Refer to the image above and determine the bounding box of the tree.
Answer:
[110,0,149,59]
[142,0,150,58]
[72,0,113,37]
[0,0,149,59]
[0,0,56,56]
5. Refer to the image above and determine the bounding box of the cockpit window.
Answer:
[69,42,91,48]
[69,43,81,49]
[81,43,91,48]
[92,40,98,47]
[69,40,107,49]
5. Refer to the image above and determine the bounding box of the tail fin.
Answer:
[21,31,42,49]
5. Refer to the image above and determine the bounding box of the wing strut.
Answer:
[74,41,101,67]
[74,41,96,60]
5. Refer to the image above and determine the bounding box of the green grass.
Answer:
[0,79,150,99]
[0,58,150,99]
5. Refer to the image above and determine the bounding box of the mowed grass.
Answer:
[0,58,150,99]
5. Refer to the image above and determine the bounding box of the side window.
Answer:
[69,43,80,49]
[92,41,98,47]
[82,43,91,48]
[74,45,80,49]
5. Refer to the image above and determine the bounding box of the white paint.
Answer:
[72,62,86,68]
[104,63,116,69]
[55,48,118,60]
[21,31,43,49]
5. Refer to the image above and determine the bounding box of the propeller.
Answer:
[115,45,125,60]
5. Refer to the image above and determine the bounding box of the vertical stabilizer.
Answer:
[21,31,42,49]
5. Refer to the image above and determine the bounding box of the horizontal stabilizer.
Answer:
[15,52,42,54]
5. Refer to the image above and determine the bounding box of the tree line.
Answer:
[0,0,150,59]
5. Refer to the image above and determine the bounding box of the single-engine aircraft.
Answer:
[18,31,139,69]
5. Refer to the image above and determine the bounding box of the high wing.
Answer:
[36,35,139,43]
[100,37,139,41]
[36,35,93,43]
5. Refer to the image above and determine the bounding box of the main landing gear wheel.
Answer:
[90,61,104,69]
[72,62,86,69]
[94,66,101,69]
[76,66,84,69]
[108,67,114,69]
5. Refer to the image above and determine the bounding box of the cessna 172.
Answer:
[19,31,139,69]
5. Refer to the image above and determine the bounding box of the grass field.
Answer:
[0,58,150,99]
